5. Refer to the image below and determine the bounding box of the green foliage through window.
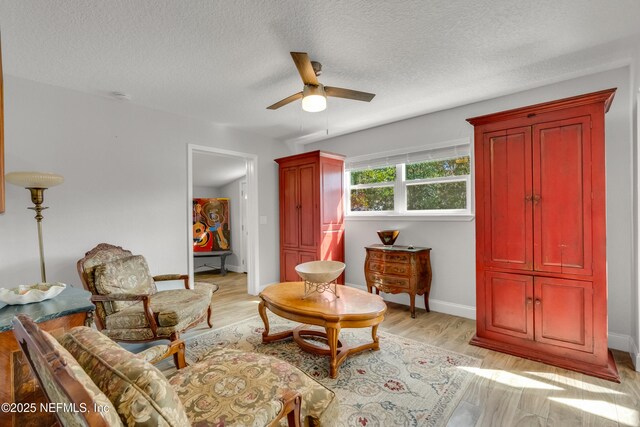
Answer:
[407,181,467,210]
[350,166,396,185]
[350,187,394,211]
[406,156,470,180]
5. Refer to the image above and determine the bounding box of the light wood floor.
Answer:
[168,272,640,427]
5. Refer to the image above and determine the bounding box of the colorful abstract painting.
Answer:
[193,198,231,252]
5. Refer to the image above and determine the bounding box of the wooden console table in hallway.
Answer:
[194,250,233,276]
[0,286,94,427]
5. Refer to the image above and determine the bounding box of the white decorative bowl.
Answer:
[0,283,66,305]
[295,261,345,284]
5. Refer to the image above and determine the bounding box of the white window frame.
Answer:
[344,140,474,221]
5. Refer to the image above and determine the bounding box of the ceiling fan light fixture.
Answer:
[302,84,326,112]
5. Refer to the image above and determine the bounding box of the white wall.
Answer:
[0,76,291,293]
[193,185,219,198]
[308,67,634,349]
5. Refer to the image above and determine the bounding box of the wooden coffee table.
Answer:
[258,282,387,378]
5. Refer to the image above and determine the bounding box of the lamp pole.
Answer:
[27,187,48,282]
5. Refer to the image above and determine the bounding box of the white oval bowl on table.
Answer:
[0,283,67,305]
[295,261,345,284]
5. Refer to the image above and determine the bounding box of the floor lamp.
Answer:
[6,171,64,283]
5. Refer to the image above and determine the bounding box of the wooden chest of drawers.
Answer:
[364,244,432,318]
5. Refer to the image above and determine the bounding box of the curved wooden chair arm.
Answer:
[90,294,158,336]
[136,339,186,369]
[268,390,302,427]
[153,274,190,289]
[167,339,187,369]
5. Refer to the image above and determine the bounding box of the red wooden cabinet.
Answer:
[468,89,619,382]
[275,151,345,283]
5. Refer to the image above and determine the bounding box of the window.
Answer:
[349,166,395,212]
[345,142,472,217]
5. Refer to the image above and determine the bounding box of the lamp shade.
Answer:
[302,84,327,113]
[6,171,64,189]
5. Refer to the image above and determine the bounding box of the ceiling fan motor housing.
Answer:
[311,61,322,77]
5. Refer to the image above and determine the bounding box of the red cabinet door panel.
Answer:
[282,250,300,282]
[299,251,316,264]
[281,167,299,248]
[533,117,592,275]
[298,163,317,250]
[483,127,533,270]
[534,277,593,353]
[320,230,344,284]
[485,271,533,340]
[320,160,344,230]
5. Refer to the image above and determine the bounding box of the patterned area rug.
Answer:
[185,315,482,427]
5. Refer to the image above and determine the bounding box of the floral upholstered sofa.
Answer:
[14,314,338,427]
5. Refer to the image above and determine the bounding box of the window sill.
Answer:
[345,213,475,222]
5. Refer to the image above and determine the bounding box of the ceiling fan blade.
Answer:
[290,52,319,86]
[266,92,303,110]
[325,86,376,102]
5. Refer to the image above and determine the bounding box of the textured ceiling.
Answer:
[192,152,246,188]
[1,1,640,145]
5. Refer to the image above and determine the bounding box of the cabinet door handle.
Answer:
[525,195,533,202]
[535,299,541,305]
[526,298,533,304]
[532,195,541,204]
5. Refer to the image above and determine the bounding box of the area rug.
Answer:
[185,315,482,427]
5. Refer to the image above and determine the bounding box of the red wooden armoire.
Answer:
[467,89,619,381]
[275,151,345,283]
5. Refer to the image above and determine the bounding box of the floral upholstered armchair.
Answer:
[13,314,338,426]
[77,243,218,368]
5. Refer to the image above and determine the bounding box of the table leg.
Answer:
[410,293,416,318]
[220,254,227,276]
[325,323,341,379]
[258,302,294,343]
[424,292,430,312]
[258,301,270,339]
[371,324,380,351]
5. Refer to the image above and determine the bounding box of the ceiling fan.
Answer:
[267,52,376,112]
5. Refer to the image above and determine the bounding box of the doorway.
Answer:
[239,180,248,273]
[187,144,260,295]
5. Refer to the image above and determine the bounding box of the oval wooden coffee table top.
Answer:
[260,282,386,321]
[259,282,387,378]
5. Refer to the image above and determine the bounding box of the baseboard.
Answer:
[224,264,244,273]
[345,282,476,320]
[608,332,631,352]
[630,337,640,371]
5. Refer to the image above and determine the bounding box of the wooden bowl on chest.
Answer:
[377,230,399,246]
